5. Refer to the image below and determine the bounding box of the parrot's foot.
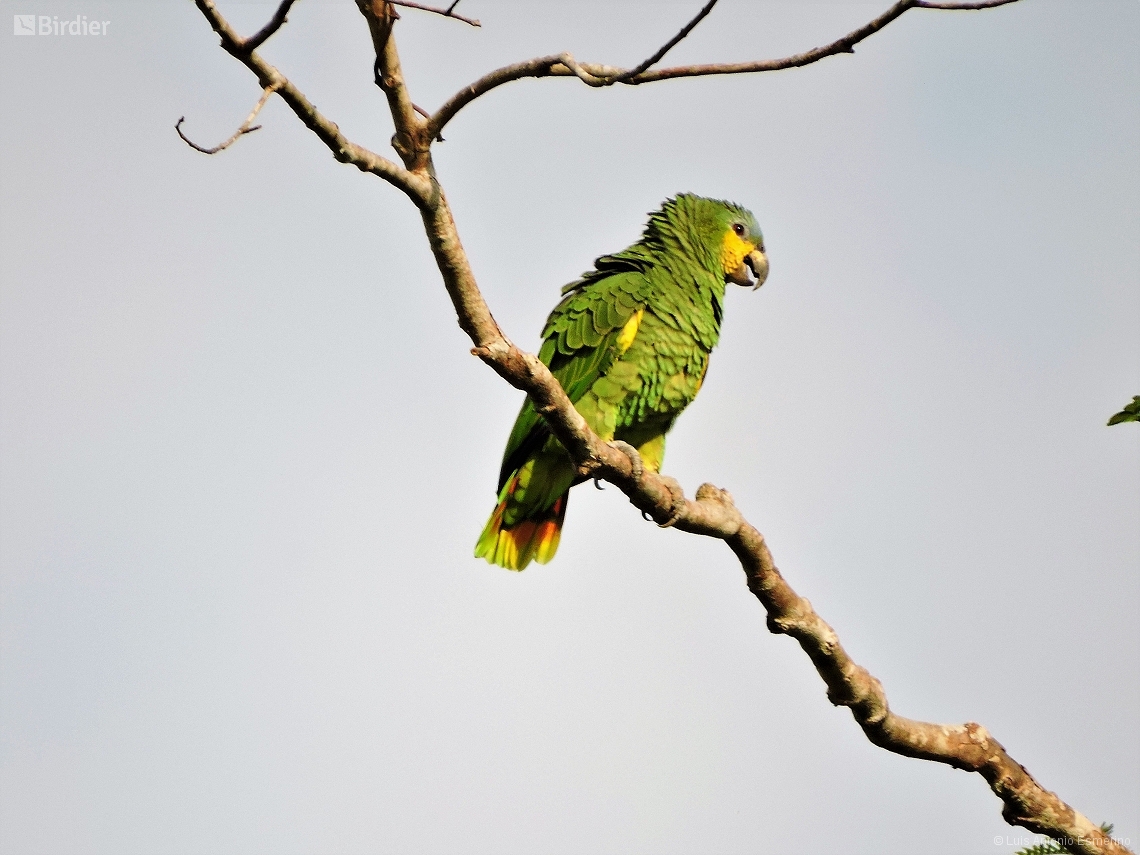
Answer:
[610,440,643,480]
[657,477,687,529]
[612,440,686,527]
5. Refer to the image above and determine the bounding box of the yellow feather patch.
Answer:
[617,308,644,353]
[720,229,754,278]
[693,360,709,395]
[636,434,666,473]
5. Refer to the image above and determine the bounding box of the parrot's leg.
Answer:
[613,415,674,474]
[635,434,666,473]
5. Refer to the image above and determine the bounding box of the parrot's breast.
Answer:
[610,298,716,429]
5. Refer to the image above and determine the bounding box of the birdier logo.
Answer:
[13,14,110,36]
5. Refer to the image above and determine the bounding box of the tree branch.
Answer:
[427,0,1024,138]
[243,0,299,52]
[191,0,432,205]
[610,0,719,82]
[427,54,565,136]
[915,0,1020,8]
[389,0,480,27]
[355,0,432,172]
[189,3,1129,851]
[175,82,279,154]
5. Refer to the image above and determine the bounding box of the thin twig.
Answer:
[915,0,1019,8]
[175,83,280,154]
[610,0,719,83]
[412,102,444,140]
[389,0,479,27]
[242,0,298,52]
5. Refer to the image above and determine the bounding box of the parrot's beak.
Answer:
[727,247,769,289]
[745,248,768,290]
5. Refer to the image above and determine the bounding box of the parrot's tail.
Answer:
[474,470,568,571]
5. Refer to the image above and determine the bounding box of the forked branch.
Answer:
[610,0,719,83]
[175,82,279,154]
[190,0,432,204]
[355,0,432,171]
[427,0,1023,138]
[389,0,480,27]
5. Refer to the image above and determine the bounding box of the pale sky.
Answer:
[1,1,1138,853]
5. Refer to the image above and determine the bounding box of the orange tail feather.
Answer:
[475,477,568,571]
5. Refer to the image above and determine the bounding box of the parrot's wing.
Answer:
[496,261,656,491]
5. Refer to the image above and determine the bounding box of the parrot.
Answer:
[475,194,768,570]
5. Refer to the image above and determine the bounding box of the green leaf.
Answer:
[1013,823,1115,855]
[1107,396,1140,426]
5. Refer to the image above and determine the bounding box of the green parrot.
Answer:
[475,194,769,570]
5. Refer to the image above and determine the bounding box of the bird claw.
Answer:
[610,441,644,480]
[593,478,604,490]
[611,441,685,527]
[657,481,687,529]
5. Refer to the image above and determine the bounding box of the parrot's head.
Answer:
[646,194,769,289]
[716,204,768,290]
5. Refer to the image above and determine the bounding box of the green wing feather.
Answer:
[497,258,655,490]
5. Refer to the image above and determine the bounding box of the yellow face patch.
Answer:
[616,308,644,353]
[720,229,755,277]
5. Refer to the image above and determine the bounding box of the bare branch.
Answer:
[175,83,279,155]
[915,0,1020,8]
[428,54,561,136]
[243,0,299,52]
[192,0,432,204]
[389,0,480,27]
[611,0,719,82]
[553,53,611,88]
[356,0,432,171]
[428,0,1025,138]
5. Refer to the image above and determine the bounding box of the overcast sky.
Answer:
[1,1,1138,853]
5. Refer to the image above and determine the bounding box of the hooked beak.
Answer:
[726,247,769,290]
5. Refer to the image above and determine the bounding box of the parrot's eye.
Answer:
[732,223,745,237]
